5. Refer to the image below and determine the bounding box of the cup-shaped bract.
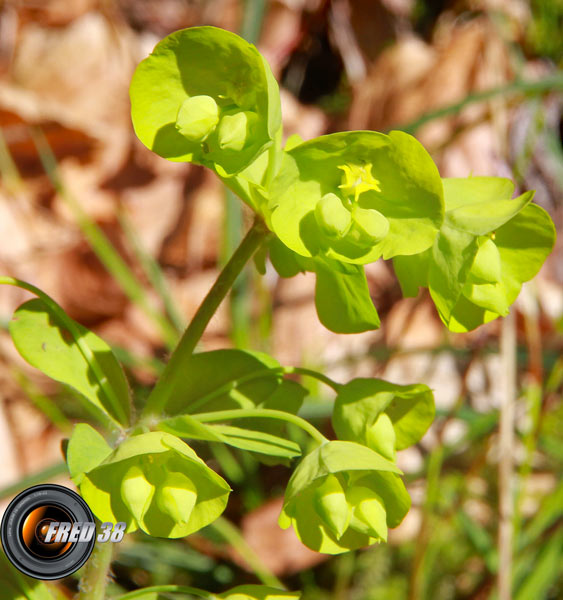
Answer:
[394,177,556,332]
[332,378,435,457]
[279,441,410,554]
[130,26,281,177]
[77,432,231,538]
[267,130,443,265]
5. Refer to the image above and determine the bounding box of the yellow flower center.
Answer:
[338,163,381,203]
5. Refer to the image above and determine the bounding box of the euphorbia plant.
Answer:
[1,25,555,600]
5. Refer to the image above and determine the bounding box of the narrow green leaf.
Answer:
[211,425,302,458]
[514,530,563,600]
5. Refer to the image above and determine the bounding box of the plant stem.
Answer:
[77,540,114,600]
[498,310,516,600]
[285,366,342,391]
[193,408,329,446]
[142,219,270,418]
[116,585,214,599]
[184,365,340,415]
[210,516,284,588]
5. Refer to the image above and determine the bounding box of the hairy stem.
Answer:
[193,408,329,446]
[142,219,270,418]
[76,540,114,600]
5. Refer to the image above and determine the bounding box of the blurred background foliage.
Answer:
[0,0,561,599]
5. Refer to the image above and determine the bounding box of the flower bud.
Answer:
[313,474,350,539]
[347,485,387,541]
[470,237,501,283]
[175,95,219,142]
[156,471,197,525]
[350,207,389,244]
[314,193,352,239]
[121,464,154,524]
[217,110,259,151]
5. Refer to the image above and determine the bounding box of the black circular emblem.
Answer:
[1,484,96,580]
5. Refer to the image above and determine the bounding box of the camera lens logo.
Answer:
[1,484,97,580]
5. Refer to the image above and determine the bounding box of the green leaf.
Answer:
[445,203,556,332]
[268,241,380,333]
[217,585,300,600]
[79,432,230,538]
[514,530,563,600]
[427,224,479,325]
[283,440,401,508]
[158,415,301,459]
[268,130,443,264]
[130,26,281,178]
[399,177,556,332]
[332,378,435,451]
[0,551,56,600]
[9,298,130,426]
[150,349,282,416]
[67,423,113,485]
[366,413,396,461]
[268,237,305,278]
[212,425,302,458]
[442,177,533,234]
[314,258,380,333]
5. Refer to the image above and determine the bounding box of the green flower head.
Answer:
[268,130,443,265]
[332,379,435,459]
[279,441,410,554]
[394,177,556,331]
[130,26,281,177]
[71,430,230,538]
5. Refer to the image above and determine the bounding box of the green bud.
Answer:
[217,110,259,151]
[313,474,350,539]
[314,193,352,239]
[156,471,197,524]
[366,412,396,461]
[175,95,219,142]
[350,207,389,244]
[121,464,154,523]
[470,237,502,284]
[347,485,387,541]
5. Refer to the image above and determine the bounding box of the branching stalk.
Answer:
[76,539,114,600]
[142,218,270,418]
[193,408,329,446]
